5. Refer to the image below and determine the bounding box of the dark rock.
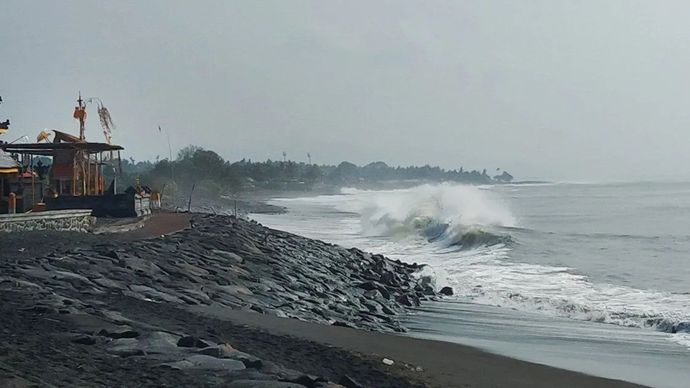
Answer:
[259,361,303,380]
[362,300,382,314]
[396,294,414,307]
[379,271,399,286]
[376,286,391,300]
[103,250,121,260]
[98,329,140,339]
[410,295,421,306]
[22,305,57,314]
[372,254,386,263]
[339,375,364,388]
[162,355,246,371]
[177,336,209,348]
[241,358,263,369]
[72,335,96,345]
[414,283,434,295]
[250,305,265,314]
[196,343,237,358]
[439,286,454,296]
[223,370,277,381]
[419,275,434,288]
[282,374,327,387]
[355,281,378,291]
[381,304,396,315]
[113,348,146,358]
[228,381,306,388]
[229,351,263,369]
[179,295,200,305]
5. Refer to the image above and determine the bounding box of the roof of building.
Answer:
[0,142,124,156]
[0,151,20,174]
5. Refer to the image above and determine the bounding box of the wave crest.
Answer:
[444,226,514,249]
[342,184,515,248]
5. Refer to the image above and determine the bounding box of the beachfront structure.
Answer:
[0,95,20,213]
[0,151,21,213]
[0,94,150,217]
[2,131,123,196]
[1,132,124,212]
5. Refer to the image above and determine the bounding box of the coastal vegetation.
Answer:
[119,145,514,197]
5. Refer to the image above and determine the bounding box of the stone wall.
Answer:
[45,194,146,218]
[0,210,95,233]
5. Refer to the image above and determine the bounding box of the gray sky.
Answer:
[2,0,689,181]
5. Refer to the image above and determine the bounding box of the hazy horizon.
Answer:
[3,1,690,182]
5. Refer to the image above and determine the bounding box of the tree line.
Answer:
[118,145,514,197]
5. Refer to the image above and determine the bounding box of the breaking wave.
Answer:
[441,226,513,249]
[260,183,690,350]
[337,184,690,348]
[339,184,515,249]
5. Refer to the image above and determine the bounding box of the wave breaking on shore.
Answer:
[313,184,690,348]
[340,184,514,250]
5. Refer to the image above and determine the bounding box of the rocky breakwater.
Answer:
[6,214,435,332]
[0,214,436,387]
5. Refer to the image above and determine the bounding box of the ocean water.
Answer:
[252,182,690,387]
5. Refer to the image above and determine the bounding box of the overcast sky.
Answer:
[2,1,690,181]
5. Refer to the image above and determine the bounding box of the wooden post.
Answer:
[97,153,102,194]
[187,183,196,212]
[85,154,89,195]
[8,192,16,214]
[95,155,99,195]
[90,154,94,195]
[31,167,35,208]
[72,153,77,196]
[82,154,87,196]
[78,93,85,141]
[97,153,101,195]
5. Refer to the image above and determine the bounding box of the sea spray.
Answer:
[256,182,690,349]
[338,183,515,247]
[337,185,690,342]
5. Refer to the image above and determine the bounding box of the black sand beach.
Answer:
[0,213,644,387]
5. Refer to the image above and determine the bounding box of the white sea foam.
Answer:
[430,248,690,345]
[337,184,515,239]
[343,185,690,347]
[261,183,690,349]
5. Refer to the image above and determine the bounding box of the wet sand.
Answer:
[195,305,644,388]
